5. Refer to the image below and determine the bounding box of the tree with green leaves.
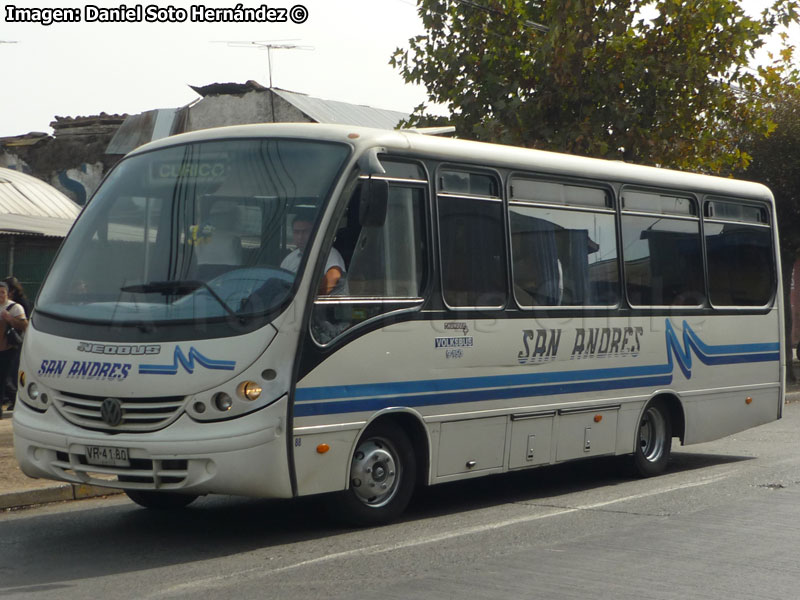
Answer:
[392,0,799,174]
[739,68,800,375]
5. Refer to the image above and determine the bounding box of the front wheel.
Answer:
[329,421,416,526]
[124,489,198,509]
[632,399,672,477]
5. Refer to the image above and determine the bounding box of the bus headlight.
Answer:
[22,381,50,412]
[237,381,262,401]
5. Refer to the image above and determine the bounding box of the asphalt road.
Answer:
[3,402,800,600]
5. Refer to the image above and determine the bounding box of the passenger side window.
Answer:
[509,179,618,307]
[438,170,507,308]
[621,190,704,306]
[705,199,774,306]
[312,164,428,344]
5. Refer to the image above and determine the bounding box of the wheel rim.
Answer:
[350,436,401,508]
[639,406,667,463]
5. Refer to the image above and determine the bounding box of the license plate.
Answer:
[85,445,130,467]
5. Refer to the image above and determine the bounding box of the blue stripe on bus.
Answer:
[294,374,675,417]
[294,319,779,417]
[663,319,779,379]
[294,361,672,402]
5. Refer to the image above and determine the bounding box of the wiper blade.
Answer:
[121,280,243,322]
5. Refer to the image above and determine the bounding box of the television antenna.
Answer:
[213,39,313,88]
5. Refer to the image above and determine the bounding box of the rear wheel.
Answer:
[124,489,198,509]
[329,421,416,526]
[632,399,672,477]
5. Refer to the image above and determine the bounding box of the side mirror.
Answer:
[359,178,389,227]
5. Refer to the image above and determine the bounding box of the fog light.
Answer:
[238,381,262,401]
[213,392,233,412]
[27,383,39,400]
[193,401,206,414]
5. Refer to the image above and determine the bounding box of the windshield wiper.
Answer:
[120,280,244,323]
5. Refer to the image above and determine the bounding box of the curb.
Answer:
[0,484,122,511]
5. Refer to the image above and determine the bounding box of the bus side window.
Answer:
[509,204,619,307]
[621,190,705,307]
[311,183,427,344]
[704,200,774,306]
[438,196,507,309]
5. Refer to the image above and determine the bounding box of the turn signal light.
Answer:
[594,414,603,423]
[746,397,753,405]
[18,371,25,388]
[317,443,330,454]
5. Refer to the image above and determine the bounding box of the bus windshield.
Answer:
[36,138,350,326]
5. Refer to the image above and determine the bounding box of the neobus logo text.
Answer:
[77,342,161,356]
[38,360,132,381]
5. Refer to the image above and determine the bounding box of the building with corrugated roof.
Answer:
[3,84,410,206]
[0,167,81,299]
[106,82,409,156]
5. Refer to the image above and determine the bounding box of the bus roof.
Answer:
[127,122,773,203]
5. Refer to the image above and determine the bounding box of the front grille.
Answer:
[55,391,186,432]
[54,451,189,488]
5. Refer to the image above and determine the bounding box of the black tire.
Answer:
[632,399,672,477]
[329,421,416,527]
[124,489,198,509]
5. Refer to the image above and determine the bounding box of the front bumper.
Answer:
[12,397,293,499]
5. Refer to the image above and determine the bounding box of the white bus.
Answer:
[13,124,784,525]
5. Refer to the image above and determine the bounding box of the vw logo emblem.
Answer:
[100,397,123,427]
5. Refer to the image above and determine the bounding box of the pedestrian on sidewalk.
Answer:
[0,280,27,419]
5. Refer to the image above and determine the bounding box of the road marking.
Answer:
[150,472,732,598]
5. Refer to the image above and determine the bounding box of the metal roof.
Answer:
[0,168,81,237]
[272,89,408,130]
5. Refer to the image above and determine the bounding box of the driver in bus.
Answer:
[281,215,347,296]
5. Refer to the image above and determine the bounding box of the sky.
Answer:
[0,0,428,136]
[0,0,797,138]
